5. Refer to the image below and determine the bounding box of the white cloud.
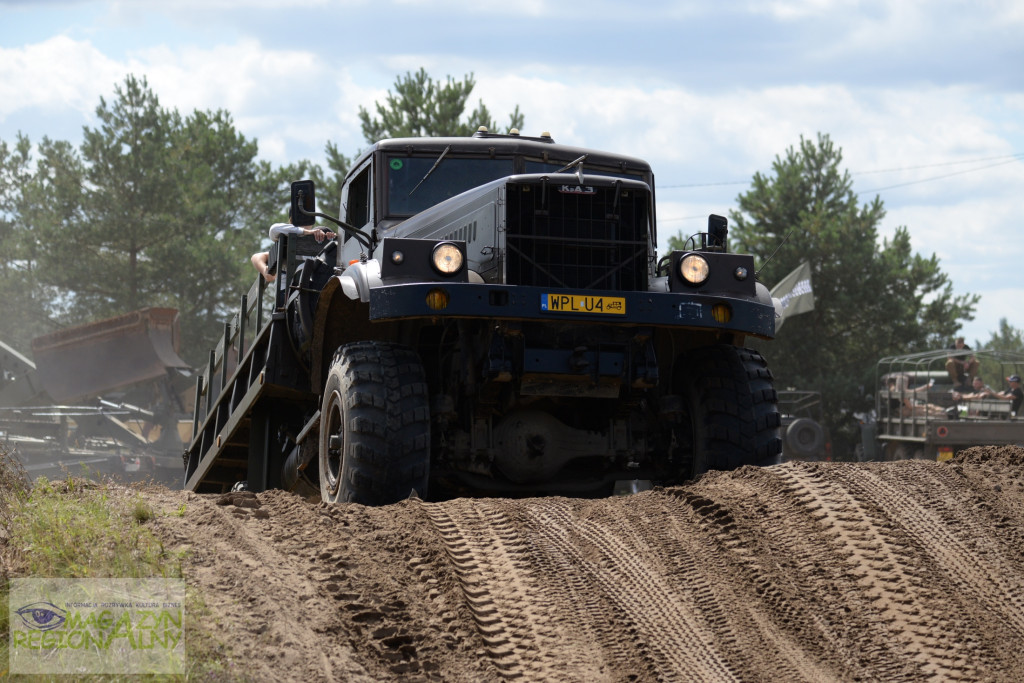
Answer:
[963,287,1024,347]
[2,13,1021,343]
[478,74,1018,186]
[391,0,549,14]
[752,0,866,21]
[107,0,340,12]
[131,40,324,114]
[888,188,1024,272]
[0,36,124,120]
[0,35,375,164]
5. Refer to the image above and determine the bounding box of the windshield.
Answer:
[386,156,515,217]
[524,160,645,182]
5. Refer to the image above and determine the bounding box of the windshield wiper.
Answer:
[408,145,451,196]
[554,154,589,174]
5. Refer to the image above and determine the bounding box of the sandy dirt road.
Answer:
[145,445,1024,682]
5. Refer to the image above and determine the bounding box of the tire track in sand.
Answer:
[777,463,982,680]
[653,484,844,682]
[420,498,596,681]
[522,497,739,683]
[830,462,1024,671]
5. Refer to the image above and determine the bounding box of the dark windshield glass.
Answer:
[386,156,515,216]
[524,160,644,181]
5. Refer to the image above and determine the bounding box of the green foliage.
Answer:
[666,232,687,251]
[358,68,525,143]
[307,140,352,215]
[723,133,978,455]
[0,134,79,352]
[0,443,30,532]
[978,318,1024,352]
[132,496,155,523]
[0,69,526,367]
[0,447,243,682]
[1,75,296,363]
[5,475,181,578]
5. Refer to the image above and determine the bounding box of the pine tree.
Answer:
[358,68,524,142]
[724,133,977,456]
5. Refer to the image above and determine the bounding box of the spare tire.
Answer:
[785,417,825,458]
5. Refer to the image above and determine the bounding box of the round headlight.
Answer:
[431,242,464,275]
[679,254,709,285]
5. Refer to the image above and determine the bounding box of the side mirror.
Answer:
[707,214,728,252]
[290,180,316,227]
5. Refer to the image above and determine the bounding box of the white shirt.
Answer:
[268,223,305,241]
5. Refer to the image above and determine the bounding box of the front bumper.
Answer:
[369,283,776,338]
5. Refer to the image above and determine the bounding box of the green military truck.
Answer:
[866,349,1024,461]
[184,129,782,504]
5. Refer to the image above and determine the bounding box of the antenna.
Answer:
[755,228,796,278]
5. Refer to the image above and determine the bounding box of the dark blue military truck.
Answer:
[184,129,781,504]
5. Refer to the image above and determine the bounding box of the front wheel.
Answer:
[319,341,430,505]
[676,345,781,478]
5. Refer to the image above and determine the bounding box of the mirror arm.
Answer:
[296,193,374,250]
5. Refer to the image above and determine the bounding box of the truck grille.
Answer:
[504,183,649,291]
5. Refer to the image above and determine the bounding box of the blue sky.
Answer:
[1,0,1022,347]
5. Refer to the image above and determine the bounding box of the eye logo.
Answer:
[15,602,67,631]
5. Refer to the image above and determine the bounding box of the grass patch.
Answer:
[5,476,180,579]
[132,496,156,524]
[0,445,249,681]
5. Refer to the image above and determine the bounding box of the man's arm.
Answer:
[270,223,335,242]
[954,389,986,401]
[905,379,934,394]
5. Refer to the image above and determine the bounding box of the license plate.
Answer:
[541,293,626,315]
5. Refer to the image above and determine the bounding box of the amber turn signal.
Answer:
[426,288,450,311]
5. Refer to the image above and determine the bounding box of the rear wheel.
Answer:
[677,345,781,478]
[785,417,825,459]
[319,341,430,505]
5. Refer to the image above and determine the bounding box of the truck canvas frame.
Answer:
[184,129,782,505]
[866,348,1024,462]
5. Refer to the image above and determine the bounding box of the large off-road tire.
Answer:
[785,417,826,459]
[319,341,430,505]
[678,345,781,477]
